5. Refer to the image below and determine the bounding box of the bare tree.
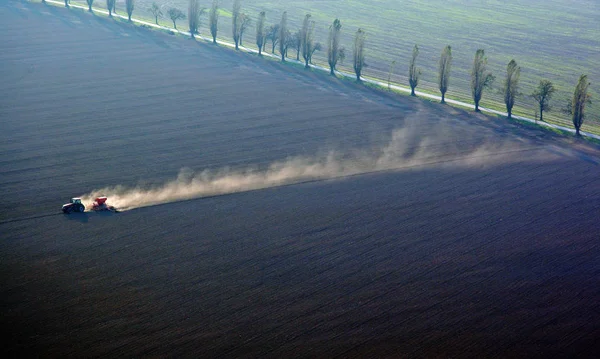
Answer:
[209,0,219,44]
[353,28,366,81]
[188,0,201,38]
[106,0,115,16]
[311,43,322,64]
[408,44,421,96]
[266,24,280,54]
[168,8,185,29]
[125,0,135,21]
[149,2,162,25]
[290,29,301,61]
[232,0,241,50]
[571,74,591,136]
[281,30,293,58]
[86,0,94,11]
[531,80,555,122]
[503,59,521,119]
[239,14,251,46]
[327,19,345,76]
[471,49,495,112]
[438,45,452,103]
[278,12,288,61]
[256,11,266,56]
[301,14,316,68]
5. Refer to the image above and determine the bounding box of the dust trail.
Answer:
[79,127,525,211]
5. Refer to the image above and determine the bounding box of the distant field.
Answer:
[66,0,599,134]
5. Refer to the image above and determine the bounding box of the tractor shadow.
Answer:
[64,211,118,223]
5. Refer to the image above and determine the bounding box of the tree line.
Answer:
[62,0,593,137]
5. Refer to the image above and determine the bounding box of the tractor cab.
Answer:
[71,198,82,204]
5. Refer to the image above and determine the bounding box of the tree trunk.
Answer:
[258,47,262,56]
[173,21,177,29]
[305,59,309,69]
[507,109,512,119]
[441,92,445,103]
[539,105,543,122]
[155,17,158,25]
[474,101,480,112]
[330,67,335,76]
[89,4,92,11]
[411,88,416,96]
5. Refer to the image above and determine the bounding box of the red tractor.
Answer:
[91,197,119,212]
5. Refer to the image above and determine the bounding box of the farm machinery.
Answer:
[62,197,119,214]
[62,198,85,213]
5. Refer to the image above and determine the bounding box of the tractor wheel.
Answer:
[65,207,72,214]
[77,205,85,213]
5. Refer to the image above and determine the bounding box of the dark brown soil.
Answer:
[1,2,599,358]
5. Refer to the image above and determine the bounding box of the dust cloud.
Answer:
[79,127,525,211]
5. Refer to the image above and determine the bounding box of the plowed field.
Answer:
[1,2,599,358]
